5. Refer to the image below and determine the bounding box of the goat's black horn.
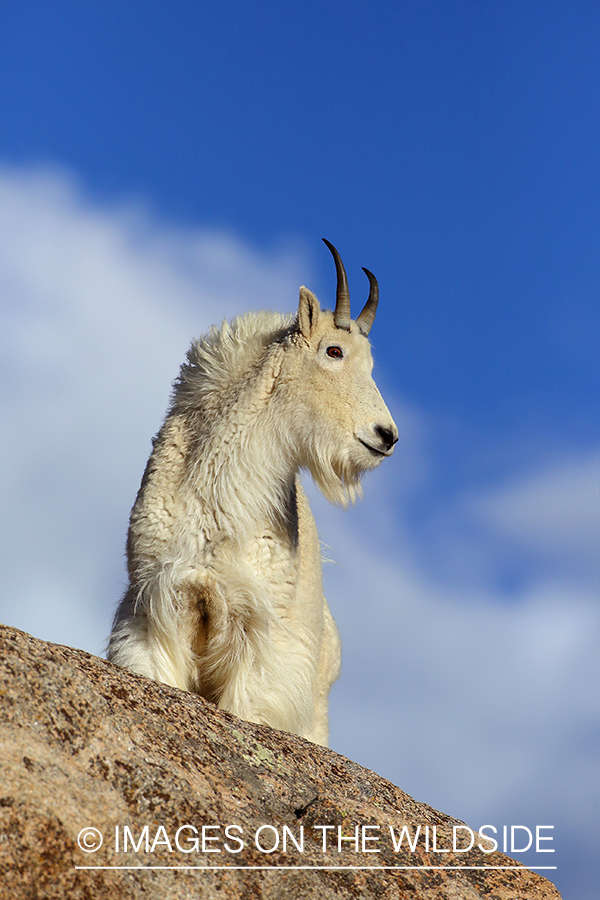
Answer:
[322,238,351,331]
[356,267,379,336]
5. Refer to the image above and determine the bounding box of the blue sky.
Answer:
[0,3,597,898]
[3,1,597,476]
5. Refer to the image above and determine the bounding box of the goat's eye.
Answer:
[326,346,343,359]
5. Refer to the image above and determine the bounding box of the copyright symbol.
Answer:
[77,827,103,852]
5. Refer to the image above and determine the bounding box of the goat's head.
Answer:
[281,240,398,505]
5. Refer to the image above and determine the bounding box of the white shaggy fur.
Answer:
[108,285,397,745]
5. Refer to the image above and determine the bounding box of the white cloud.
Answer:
[312,450,598,896]
[0,164,308,653]
[0,163,596,898]
[468,453,599,574]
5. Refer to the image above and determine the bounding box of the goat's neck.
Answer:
[188,355,298,544]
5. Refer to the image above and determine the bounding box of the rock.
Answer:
[0,623,561,899]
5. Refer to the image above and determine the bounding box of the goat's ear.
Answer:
[297,286,320,339]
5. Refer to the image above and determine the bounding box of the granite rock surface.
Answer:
[0,623,561,899]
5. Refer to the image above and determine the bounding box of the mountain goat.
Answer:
[108,239,398,746]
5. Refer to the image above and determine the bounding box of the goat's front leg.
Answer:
[183,571,266,720]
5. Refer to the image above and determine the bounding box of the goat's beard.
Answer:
[303,442,366,508]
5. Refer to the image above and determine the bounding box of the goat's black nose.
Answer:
[375,425,398,452]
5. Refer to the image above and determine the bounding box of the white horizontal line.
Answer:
[75,865,558,871]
